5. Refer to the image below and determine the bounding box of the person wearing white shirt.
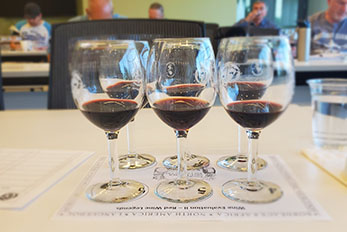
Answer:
[15,2,51,50]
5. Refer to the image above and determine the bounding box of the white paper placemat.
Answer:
[55,154,329,221]
[0,148,94,210]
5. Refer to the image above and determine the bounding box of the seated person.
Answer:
[148,2,164,19]
[234,1,278,29]
[309,0,347,54]
[69,0,126,21]
[14,2,51,50]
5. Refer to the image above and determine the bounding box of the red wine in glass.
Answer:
[106,80,149,108]
[81,99,139,131]
[228,81,267,100]
[165,83,205,97]
[105,80,139,99]
[226,100,283,129]
[153,97,211,130]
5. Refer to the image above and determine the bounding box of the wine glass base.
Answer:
[155,179,212,203]
[217,155,267,172]
[119,153,156,169]
[222,178,282,203]
[86,180,148,203]
[162,154,210,170]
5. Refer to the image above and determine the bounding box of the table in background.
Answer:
[0,105,346,232]
[1,56,346,89]
[295,57,347,85]
[1,50,48,62]
[1,62,49,91]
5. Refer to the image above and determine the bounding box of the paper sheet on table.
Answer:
[302,148,347,187]
[0,148,94,210]
[55,154,330,221]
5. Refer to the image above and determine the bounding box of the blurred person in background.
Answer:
[13,2,51,50]
[234,1,278,29]
[69,0,126,21]
[148,2,164,19]
[309,0,347,54]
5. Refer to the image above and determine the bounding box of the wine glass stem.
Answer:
[238,126,247,155]
[246,130,260,183]
[175,130,188,182]
[106,131,121,188]
[126,119,137,156]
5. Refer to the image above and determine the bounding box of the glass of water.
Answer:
[307,78,347,150]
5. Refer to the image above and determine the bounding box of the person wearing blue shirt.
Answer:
[69,0,126,21]
[309,0,347,54]
[234,1,278,29]
[15,2,51,49]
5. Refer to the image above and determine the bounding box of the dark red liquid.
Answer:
[165,84,204,97]
[227,82,266,100]
[226,101,283,129]
[153,97,210,130]
[106,80,140,99]
[106,80,148,108]
[82,99,139,131]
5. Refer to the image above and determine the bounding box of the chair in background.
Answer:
[215,26,248,50]
[216,26,248,39]
[248,27,280,36]
[205,23,219,56]
[49,19,206,109]
[0,50,4,110]
[214,26,280,53]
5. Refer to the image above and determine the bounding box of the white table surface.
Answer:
[1,62,49,78]
[0,105,346,232]
[295,57,347,72]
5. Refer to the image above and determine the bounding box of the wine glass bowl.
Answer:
[146,38,217,202]
[217,36,295,203]
[70,40,148,203]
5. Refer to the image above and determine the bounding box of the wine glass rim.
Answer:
[307,78,347,87]
[134,40,149,45]
[75,39,137,48]
[152,37,210,42]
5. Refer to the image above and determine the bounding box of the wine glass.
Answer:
[70,40,147,203]
[146,38,217,203]
[118,40,157,169]
[157,38,212,171]
[218,36,295,203]
[216,38,267,172]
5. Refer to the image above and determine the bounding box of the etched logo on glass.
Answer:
[166,62,176,78]
[251,62,264,76]
[221,62,241,81]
